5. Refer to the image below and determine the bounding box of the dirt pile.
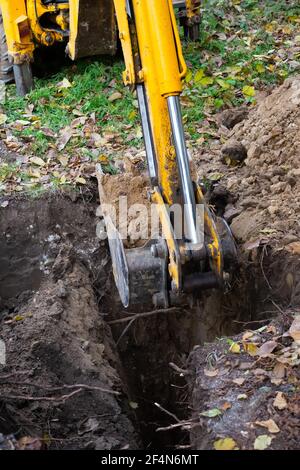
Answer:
[195,76,300,248]
[98,173,151,248]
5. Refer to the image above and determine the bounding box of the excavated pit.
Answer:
[0,192,294,450]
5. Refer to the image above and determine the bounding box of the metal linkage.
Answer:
[167,95,201,247]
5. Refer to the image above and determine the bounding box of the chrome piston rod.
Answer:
[167,95,200,246]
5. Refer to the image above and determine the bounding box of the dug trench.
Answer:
[0,188,298,450]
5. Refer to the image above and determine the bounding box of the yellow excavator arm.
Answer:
[102,0,236,308]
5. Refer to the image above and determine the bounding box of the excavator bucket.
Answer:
[68,0,117,60]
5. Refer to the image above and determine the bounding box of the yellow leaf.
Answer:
[185,69,193,83]
[229,342,240,354]
[13,315,24,322]
[60,175,66,184]
[199,77,214,87]
[98,154,109,164]
[214,438,238,451]
[194,69,205,83]
[216,79,231,89]
[128,110,137,121]
[256,63,265,74]
[242,85,256,97]
[243,342,258,356]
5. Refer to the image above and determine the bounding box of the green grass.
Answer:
[1,0,300,194]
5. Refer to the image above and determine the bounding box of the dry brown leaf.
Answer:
[233,377,245,385]
[220,401,232,411]
[255,419,280,434]
[204,368,219,377]
[272,362,285,379]
[57,126,73,151]
[257,340,278,357]
[289,316,300,343]
[108,91,122,102]
[273,392,287,410]
[242,331,254,341]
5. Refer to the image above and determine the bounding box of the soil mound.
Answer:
[196,76,300,248]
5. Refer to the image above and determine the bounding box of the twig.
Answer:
[270,299,284,315]
[0,381,120,396]
[169,362,190,376]
[156,420,195,432]
[0,388,82,403]
[233,318,272,324]
[154,402,180,423]
[116,318,135,345]
[260,245,272,290]
[108,307,180,325]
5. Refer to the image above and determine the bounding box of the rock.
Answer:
[247,142,261,160]
[221,141,248,163]
[268,205,279,216]
[270,182,286,194]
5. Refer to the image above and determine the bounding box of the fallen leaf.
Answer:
[75,176,86,185]
[220,401,231,411]
[255,419,280,434]
[204,368,219,377]
[272,362,285,379]
[17,436,42,451]
[273,392,287,410]
[214,437,238,450]
[129,401,138,409]
[237,394,248,400]
[243,342,258,356]
[242,85,256,97]
[13,315,24,322]
[58,155,69,167]
[243,331,254,341]
[200,408,222,418]
[0,113,7,125]
[254,435,272,450]
[233,377,245,386]
[257,340,278,357]
[30,156,46,167]
[229,342,241,354]
[57,77,72,89]
[0,200,9,208]
[108,91,122,102]
[57,126,73,151]
[289,316,300,343]
[285,242,300,255]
